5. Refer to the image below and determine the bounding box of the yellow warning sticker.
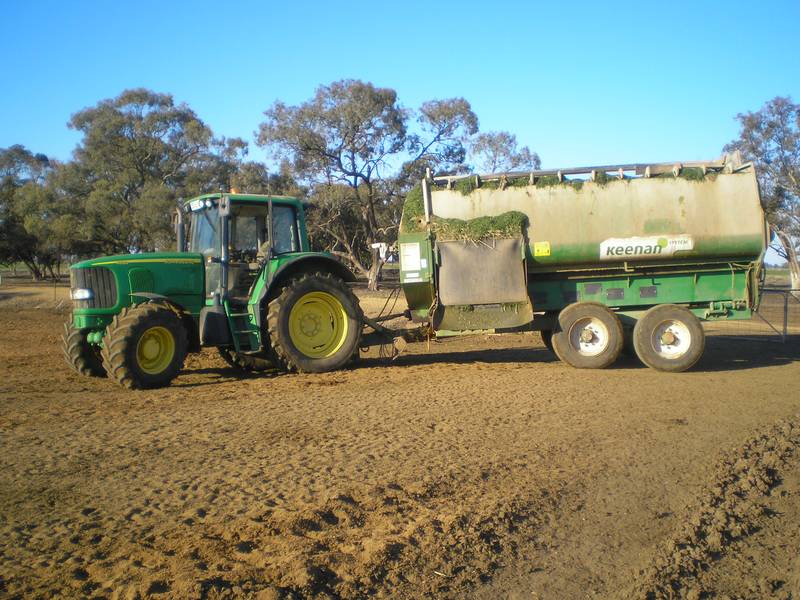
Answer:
[534,241,551,257]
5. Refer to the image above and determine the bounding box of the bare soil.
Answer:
[1,283,799,599]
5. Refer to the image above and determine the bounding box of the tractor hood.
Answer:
[71,251,204,270]
[69,252,206,321]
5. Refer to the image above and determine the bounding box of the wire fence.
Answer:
[705,289,800,343]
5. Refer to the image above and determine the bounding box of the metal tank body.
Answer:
[428,167,767,271]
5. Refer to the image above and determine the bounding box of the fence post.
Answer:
[783,291,789,342]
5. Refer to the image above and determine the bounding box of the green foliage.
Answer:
[535,175,561,188]
[258,80,409,287]
[679,167,707,181]
[402,98,479,181]
[469,131,540,172]
[432,211,528,242]
[400,183,527,240]
[64,88,223,252]
[454,178,478,195]
[401,185,425,232]
[1,83,543,286]
[653,167,707,181]
[593,171,612,185]
[724,96,800,285]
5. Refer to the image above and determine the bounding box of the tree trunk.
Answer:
[366,248,383,291]
[775,229,800,295]
[24,260,43,281]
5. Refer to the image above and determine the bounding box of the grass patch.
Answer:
[401,184,527,239]
[653,167,711,181]
[432,211,528,242]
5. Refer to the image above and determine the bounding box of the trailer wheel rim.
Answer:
[288,291,348,359]
[568,317,609,356]
[136,326,176,374]
[651,319,691,359]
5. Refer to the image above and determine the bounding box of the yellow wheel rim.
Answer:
[135,326,176,375]
[288,291,348,359]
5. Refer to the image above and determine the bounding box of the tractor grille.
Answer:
[70,266,118,309]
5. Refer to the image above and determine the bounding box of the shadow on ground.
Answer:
[181,334,800,382]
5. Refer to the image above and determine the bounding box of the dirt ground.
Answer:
[1,282,799,599]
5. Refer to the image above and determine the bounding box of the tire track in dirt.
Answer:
[628,415,800,599]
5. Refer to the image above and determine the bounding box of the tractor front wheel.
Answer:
[101,304,188,389]
[62,322,105,377]
[267,272,362,373]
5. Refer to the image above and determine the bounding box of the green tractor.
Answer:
[62,193,366,389]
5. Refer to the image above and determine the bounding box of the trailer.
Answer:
[397,153,768,372]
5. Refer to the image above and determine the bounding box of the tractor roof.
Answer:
[185,193,303,208]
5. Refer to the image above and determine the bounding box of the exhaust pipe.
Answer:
[175,205,185,252]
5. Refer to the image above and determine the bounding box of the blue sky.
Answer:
[1,0,798,171]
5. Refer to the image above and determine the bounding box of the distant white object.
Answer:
[370,242,389,261]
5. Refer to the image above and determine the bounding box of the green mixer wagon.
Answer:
[62,155,768,388]
[397,154,768,372]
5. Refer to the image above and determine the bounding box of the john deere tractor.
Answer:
[62,193,364,388]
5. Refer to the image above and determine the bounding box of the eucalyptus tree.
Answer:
[258,80,481,289]
[725,96,800,290]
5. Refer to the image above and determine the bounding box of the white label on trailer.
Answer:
[599,235,694,260]
[400,242,421,271]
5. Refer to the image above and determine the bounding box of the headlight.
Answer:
[70,288,94,300]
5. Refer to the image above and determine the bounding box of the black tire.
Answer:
[101,304,188,389]
[540,330,555,354]
[62,322,105,377]
[218,348,275,373]
[633,304,705,372]
[267,272,363,373]
[551,302,623,369]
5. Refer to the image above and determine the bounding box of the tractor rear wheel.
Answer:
[267,272,362,373]
[552,302,623,369]
[62,322,105,377]
[101,304,188,389]
[218,348,275,373]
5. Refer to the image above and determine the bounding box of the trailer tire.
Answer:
[540,330,555,355]
[633,304,705,372]
[101,304,188,389]
[552,302,623,369]
[267,272,362,373]
[62,322,106,377]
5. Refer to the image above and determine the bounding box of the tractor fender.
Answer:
[129,292,200,351]
[254,254,357,325]
[130,292,187,313]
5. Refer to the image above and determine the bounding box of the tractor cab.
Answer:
[184,194,306,301]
